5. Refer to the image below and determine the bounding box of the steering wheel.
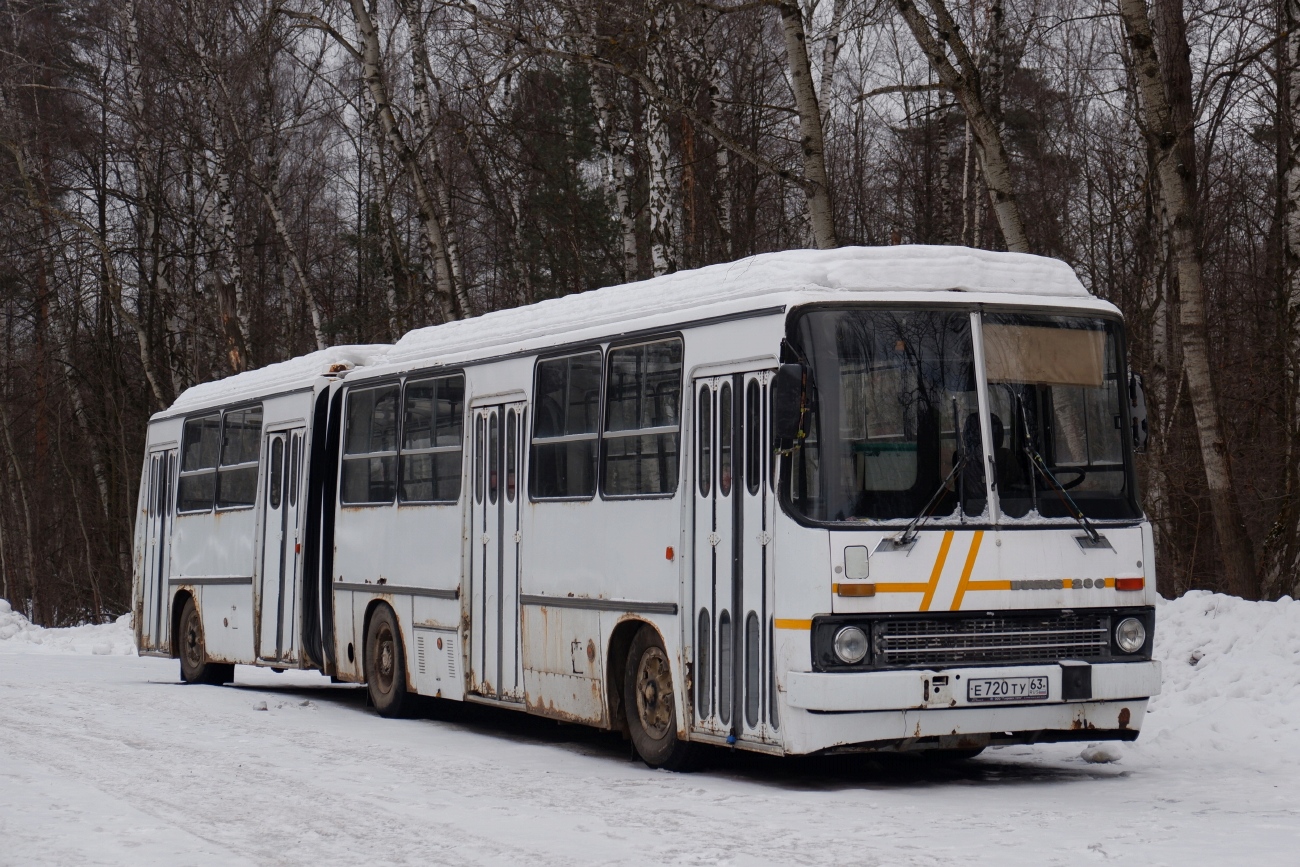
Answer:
[1053,468,1087,490]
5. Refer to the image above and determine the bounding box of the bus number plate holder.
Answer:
[967,676,1049,703]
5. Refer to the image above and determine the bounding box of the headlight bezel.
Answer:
[832,625,870,665]
[1114,616,1147,654]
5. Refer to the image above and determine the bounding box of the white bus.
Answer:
[133,246,1160,767]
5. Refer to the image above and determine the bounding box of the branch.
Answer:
[854,82,948,102]
[277,7,363,63]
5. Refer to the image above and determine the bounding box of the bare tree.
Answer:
[894,0,1029,252]
[1118,0,1258,598]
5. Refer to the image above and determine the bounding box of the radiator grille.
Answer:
[875,612,1111,667]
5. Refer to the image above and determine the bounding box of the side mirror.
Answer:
[773,363,808,445]
[1128,370,1149,453]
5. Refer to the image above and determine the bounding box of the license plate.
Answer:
[967,675,1049,703]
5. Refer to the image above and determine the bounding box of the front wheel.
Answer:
[177,597,234,685]
[624,626,695,770]
[365,604,410,718]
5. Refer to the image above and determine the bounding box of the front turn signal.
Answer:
[835,583,877,597]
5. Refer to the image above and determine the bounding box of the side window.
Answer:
[177,414,220,512]
[400,374,464,503]
[341,384,399,504]
[216,406,262,508]
[530,350,602,499]
[603,338,683,497]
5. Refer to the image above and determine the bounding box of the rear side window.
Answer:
[530,350,602,499]
[217,407,263,508]
[341,384,399,504]
[178,415,221,512]
[400,374,464,503]
[603,338,683,496]
[177,406,263,513]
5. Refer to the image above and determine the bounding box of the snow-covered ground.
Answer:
[1,592,1297,866]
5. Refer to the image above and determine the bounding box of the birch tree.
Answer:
[894,0,1030,252]
[1118,0,1258,598]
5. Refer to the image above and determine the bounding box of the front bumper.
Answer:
[777,660,1160,755]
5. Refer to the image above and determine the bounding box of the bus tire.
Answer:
[624,626,695,771]
[177,597,233,685]
[365,604,409,718]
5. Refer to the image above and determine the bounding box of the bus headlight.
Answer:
[1115,617,1146,654]
[833,626,869,665]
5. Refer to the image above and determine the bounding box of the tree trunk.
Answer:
[646,9,679,275]
[347,0,465,320]
[894,0,1029,253]
[778,1,837,248]
[1118,0,1258,598]
[1262,0,1300,598]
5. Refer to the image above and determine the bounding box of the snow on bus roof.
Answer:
[381,245,1089,367]
[166,344,390,416]
[161,246,1091,416]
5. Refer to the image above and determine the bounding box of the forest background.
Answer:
[1,0,1297,625]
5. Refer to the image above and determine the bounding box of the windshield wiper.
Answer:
[1012,393,1102,544]
[888,452,965,550]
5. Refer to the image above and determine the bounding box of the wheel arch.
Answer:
[169,589,194,658]
[360,597,412,691]
[605,617,669,737]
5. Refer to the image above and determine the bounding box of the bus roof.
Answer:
[162,245,1099,418]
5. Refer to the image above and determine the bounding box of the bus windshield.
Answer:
[785,307,1138,524]
[984,312,1139,520]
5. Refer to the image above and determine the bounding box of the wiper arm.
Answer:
[889,453,965,549]
[1021,442,1101,543]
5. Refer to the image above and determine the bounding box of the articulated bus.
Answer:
[132,246,1161,767]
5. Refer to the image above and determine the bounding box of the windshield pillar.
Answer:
[969,310,1001,521]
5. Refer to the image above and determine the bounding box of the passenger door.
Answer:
[469,402,526,701]
[692,372,776,741]
[259,428,305,662]
[140,448,176,652]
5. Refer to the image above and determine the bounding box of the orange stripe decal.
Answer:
[919,531,955,612]
[949,531,986,610]
[774,619,812,630]
[965,579,1011,592]
[872,582,933,594]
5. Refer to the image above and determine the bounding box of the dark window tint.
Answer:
[698,388,712,497]
[216,406,262,508]
[719,382,733,497]
[341,385,399,504]
[488,412,499,505]
[400,375,464,503]
[506,409,518,503]
[746,380,761,495]
[268,437,284,509]
[603,339,683,496]
[530,351,601,499]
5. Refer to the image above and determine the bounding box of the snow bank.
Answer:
[1135,590,1300,767]
[0,599,135,656]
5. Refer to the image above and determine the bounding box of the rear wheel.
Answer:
[177,597,234,685]
[624,626,695,770]
[365,604,410,718]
